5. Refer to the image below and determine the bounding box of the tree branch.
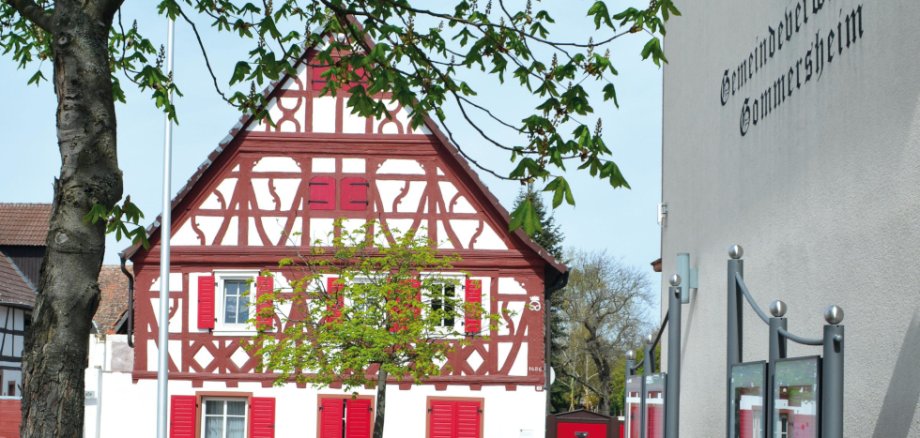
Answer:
[5,0,53,32]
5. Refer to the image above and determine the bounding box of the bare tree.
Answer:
[557,250,652,414]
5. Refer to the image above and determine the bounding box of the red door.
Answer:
[428,399,482,438]
[557,422,608,438]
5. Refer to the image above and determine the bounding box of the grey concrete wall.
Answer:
[661,1,920,437]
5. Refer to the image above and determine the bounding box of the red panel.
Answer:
[739,409,753,438]
[647,405,663,438]
[557,421,608,438]
[326,277,344,323]
[309,176,336,210]
[464,279,482,334]
[345,398,373,438]
[428,399,481,438]
[250,397,276,438]
[341,177,369,211]
[0,399,21,438]
[319,398,344,438]
[256,276,274,330]
[197,275,215,330]
[629,405,640,438]
[169,395,197,438]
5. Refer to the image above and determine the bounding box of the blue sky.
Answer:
[0,2,662,308]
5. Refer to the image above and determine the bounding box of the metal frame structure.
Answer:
[727,245,845,438]
[625,246,846,438]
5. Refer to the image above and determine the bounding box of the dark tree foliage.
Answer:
[511,185,569,412]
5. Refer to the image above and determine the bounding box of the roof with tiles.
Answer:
[94,265,130,334]
[0,253,36,307]
[0,203,51,246]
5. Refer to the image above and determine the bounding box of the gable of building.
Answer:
[124,47,564,278]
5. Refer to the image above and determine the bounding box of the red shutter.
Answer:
[455,401,482,438]
[345,398,373,438]
[169,395,197,438]
[250,397,276,438]
[319,398,344,438]
[197,275,215,330]
[340,177,369,211]
[428,400,482,438]
[326,277,344,323]
[309,176,336,210]
[428,400,455,438]
[256,276,274,330]
[464,279,482,335]
[390,279,421,333]
[311,65,331,91]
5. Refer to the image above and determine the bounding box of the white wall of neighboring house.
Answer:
[661,1,920,437]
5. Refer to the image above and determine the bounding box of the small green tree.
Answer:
[254,221,493,438]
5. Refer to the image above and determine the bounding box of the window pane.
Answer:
[205,400,223,415]
[226,400,246,416]
[223,280,250,324]
[443,285,455,326]
[226,417,246,438]
[204,417,223,438]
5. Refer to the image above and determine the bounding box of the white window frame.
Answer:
[213,270,259,334]
[201,397,248,438]
[420,273,467,336]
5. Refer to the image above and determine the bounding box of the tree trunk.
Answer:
[20,2,122,437]
[373,369,388,438]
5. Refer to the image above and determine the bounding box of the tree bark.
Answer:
[20,2,122,437]
[373,369,387,438]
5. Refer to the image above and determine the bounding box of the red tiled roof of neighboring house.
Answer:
[0,203,52,246]
[0,253,36,307]
[95,265,130,334]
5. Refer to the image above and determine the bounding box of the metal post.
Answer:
[626,350,635,437]
[156,17,176,438]
[726,245,744,438]
[821,306,845,438]
[666,276,682,438]
[640,336,653,438]
[676,253,690,304]
[767,301,788,438]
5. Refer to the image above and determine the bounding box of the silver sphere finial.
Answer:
[645,333,655,344]
[824,305,844,325]
[669,274,682,287]
[769,300,787,318]
[626,350,635,360]
[729,244,744,259]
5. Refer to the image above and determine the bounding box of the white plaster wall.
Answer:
[0,306,26,397]
[84,374,544,438]
[661,1,920,437]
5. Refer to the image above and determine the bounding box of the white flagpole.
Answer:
[156,16,176,438]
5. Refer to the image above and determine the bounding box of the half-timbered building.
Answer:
[104,42,566,438]
[0,203,50,399]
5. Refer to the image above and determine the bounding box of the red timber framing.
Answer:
[124,41,567,391]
